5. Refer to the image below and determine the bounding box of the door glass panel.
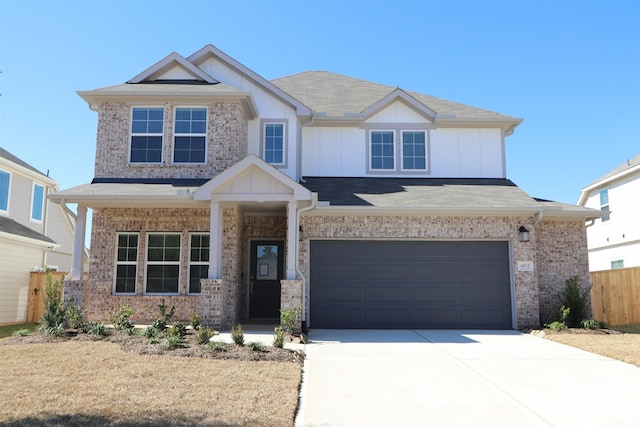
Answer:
[256,245,278,280]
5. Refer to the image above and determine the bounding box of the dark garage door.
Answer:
[310,240,512,329]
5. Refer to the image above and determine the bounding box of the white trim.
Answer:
[127,52,218,84]
[172,106,208,165]
[399,130,428,172]
[113,232,139,295]
[368,129,396,172]
[261,120,288,168]
[129,106,165,164]
[0,168,11,214]
[144,232,182,296]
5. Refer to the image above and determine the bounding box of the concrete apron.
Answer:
[295,330,640,427]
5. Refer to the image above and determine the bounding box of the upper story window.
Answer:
[0,170,9,213]
[599,188,610,222]
[31,183,44,222]
[262,121,287,167]
[368,129,428,173]
[174,107,207,163]
[131,107,164,163]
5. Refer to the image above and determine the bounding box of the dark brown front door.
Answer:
[249,240,284,318]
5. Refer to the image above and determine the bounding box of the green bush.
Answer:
[65,298,86,330]
[582,319,602,330]
[206,341,229,352]
[161,334,183,350]
[247,342,268,352]
[190,312,201,330]
[196,327,214,345]
[557,275,590,328]
[273,326,284,348]
[546,321,568,331]
[280,306,302,335]
[231,324,244,346]
[86,322,107,336]
[39,274,66,336]
[545,306,569,331]
[110,302,135,335]
[170,322,187,337]
[11,329,30,337]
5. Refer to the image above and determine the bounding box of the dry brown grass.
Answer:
[0,340,301,426]
[543,329,640,368]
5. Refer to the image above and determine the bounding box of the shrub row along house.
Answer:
[50,44,603,330]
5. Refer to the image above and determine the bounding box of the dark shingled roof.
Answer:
[0,147,47,177]
[0,216,57,245]
[301,177,539,208]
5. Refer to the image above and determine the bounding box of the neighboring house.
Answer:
[0,147,77,324]
[578,154,640,271]
[50,44,602,330]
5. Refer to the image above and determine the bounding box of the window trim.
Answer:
[114,232,139,295]
[30,182,45,223]
[0,169,11,214]
[369,129,396,171]
[129,106,165,164]
[144,232,181,295]
[188,232,210,295]
[400,130,428,172]
[365,125,431,175]
[172,106,208,164]
[260,119,288,168]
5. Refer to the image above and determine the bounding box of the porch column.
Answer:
[208,200,223,279]
[286,201,297,280]
[68,205,86,281]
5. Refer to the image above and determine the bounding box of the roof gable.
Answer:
[362,89,437,122]
[127,52,218,84]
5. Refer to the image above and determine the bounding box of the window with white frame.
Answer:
[611,259,624,269]
[174,107,207,163]
[599,188,610,222]
[401,131,427,170]
[131,107,164,163]
[370,130,395,170]
[189,233,210,294]
[262,121,286,165]
[31,183,44,222]
[0,169,9,212]
[146,233,181,294]
[115,233,138,294]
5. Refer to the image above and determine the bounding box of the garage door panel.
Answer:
[310,240,512,329]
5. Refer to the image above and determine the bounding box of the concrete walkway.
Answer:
[295,330,640,427]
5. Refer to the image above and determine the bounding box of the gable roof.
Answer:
[578,154,640,205]
[127,52,219,83]
[0,216,57,246]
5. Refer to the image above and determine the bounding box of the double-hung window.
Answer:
[115,233,138,294]
[189,233,210,294]
[370,130,395,170]
[401,131,426,170]
[131,107,164,163]
[0,170,10,213]
[31,183,44,222]
[146,233,181,294]
[174,107,207,163]
[599,189,610,222]
[263,121,286,166]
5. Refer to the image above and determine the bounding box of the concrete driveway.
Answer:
[295,330,640,427]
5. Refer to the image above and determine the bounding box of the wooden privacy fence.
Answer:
[591,267,640,326]
[27,272,67,323]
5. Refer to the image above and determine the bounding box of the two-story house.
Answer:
[578,154,640,271]
[0,148,77,324]
[50,44,602,330]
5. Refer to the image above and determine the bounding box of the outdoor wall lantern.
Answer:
[518,226,530,242]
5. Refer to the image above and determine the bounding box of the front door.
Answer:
[249,240,284,318]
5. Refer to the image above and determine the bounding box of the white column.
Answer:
[286,201,297,280]
[208,200,222,279]
[70,205,87,281]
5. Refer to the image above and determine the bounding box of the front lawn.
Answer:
[0,323,39,339]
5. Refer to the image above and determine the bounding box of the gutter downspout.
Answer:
[41,186,51,269]
[533,210,544,225]
[296,193,318,331]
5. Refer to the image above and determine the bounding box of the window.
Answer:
[263,122,286,165]
[0,170,9,212]
[146,233,181,294]
[401,131,426,170]
[189,233,210,294]
[599,189,610,222]
[115,233,138,294]
[370,131,395,170]
[174,107,207,163]
[31,183,44,221]
[611,260,624,269]
[131,107,164,163]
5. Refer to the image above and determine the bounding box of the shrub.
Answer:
[65,298,86,330]
[206,341,229,352]
[546,321,568,331]
[231,324,244,346]
[273,326,284,348]
[110,302,135,334]
[582,319,602,330]
[247,342,268,352]
[170,322,187,337]
[39,274,66,335]
[11,329,30,337]
[190,312,201,330]
[196,327,214,345]
[280,306,302,335]
[545,306,570,331]
[557,275,590,328]
[161,334,183,350]
[86,322,107,336]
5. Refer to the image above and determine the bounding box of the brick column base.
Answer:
[201,279,225,330]
[62,280,84,309]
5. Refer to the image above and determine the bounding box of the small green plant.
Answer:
[231,324,244,346]
[280,306,302,335]
[65,298,86,330]
[196,326,214,345]
[206,341,229,352]
[151,318,167,333]
[546,321,568,331]
[11,329,30,337]
[144,325,158,339]
[86,322,107,336]
[170,322,187,337]
[39,275,67,336]
[545,305,570,331]
[273,326,284,348]
[247,341,268,352]
[110,302,136,335]
[582,319,602,330]
[190,312,201,330]
[557,275,590,328]
[146,336,161,345]
[148,299,175,323]
[160,334,183,350]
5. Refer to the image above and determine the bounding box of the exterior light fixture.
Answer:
[518,226,530,242]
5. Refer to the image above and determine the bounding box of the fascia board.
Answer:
[360,89,437,121]
[578,163,640,205]
[434,117,524,133]
[0,231,60,249]
[127,52,218,84]
[0,158,58,186]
